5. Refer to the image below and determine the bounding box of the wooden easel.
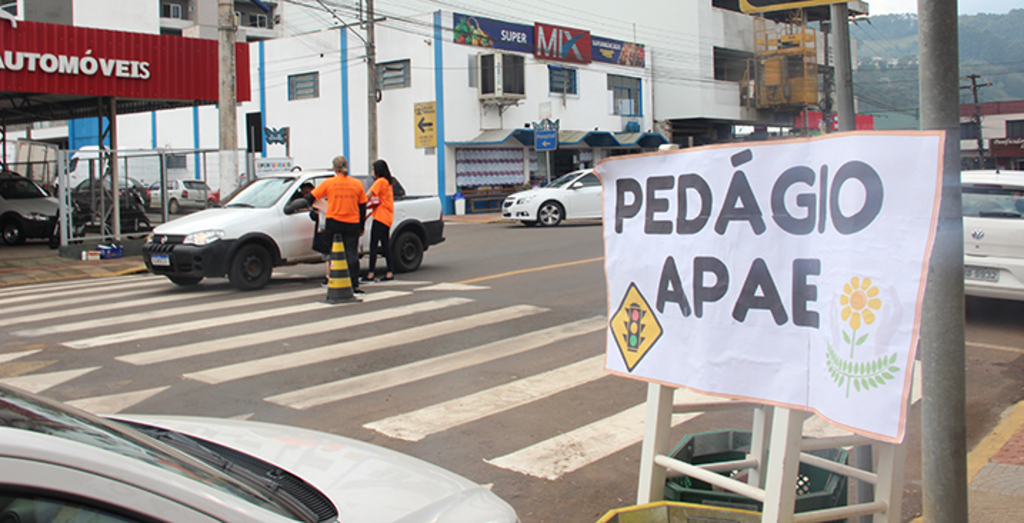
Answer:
[636,383,906,522]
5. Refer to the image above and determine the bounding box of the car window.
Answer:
[223,177,296,208]
[183,181,206,190]
[0,178,48,199]
[0,493,146,523]
[962,185,1024,218]
[575,173,600,187]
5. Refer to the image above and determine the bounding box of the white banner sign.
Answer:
[598,132,944,442]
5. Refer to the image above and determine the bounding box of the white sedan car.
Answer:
[962,170,1024,301]
[0,384,517,523]
[502,169,602,227]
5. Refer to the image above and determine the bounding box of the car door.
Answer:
[562,172,602,219]
[182,180,207,208]
[278,175,329,261]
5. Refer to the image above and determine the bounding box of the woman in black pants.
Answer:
[363,159,395,282]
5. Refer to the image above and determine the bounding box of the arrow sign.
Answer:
[414,102,437,148]
[535,130,557,151]
[418,118,434,133]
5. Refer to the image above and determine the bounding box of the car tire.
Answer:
[537,201,564,227]
[168,199,180,214]
[521,220,538,227]
[2,219,25,245]
[168,276,203,286]
[228,243,273,290]
[391,231,423,273]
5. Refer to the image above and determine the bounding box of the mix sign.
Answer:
[597,132,945,442]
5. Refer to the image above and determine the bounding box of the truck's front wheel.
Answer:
[229,243,273,290]
[391,231,423,273]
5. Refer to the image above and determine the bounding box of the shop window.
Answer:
[377,60,411,90]
[961,121,980,140]
[288,72,319,101]
[548,66,577,95]
[608,75,641,116]
[1007,119,1024,139]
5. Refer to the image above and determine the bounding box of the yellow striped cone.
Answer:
[326,233,359,303]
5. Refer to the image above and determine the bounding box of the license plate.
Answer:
[965,265,998,282]
[150,254,170,267]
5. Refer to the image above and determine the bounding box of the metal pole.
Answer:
[366,0,378,172]
[218,0,239,198]
[918,0,968,521]
[831,3,854,132]
[110,98,120,239]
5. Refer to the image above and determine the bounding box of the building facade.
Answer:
[960,99,1024,171]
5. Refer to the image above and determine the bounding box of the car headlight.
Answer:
[26,212,52,221]
[515,195,535,205]
[183,230,225,246]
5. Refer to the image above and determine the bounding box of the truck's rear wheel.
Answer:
[229,244,273,290]
[391,231,423,273]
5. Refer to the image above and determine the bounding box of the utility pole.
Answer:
[366,0,378,173]
[961,73,992,167]
[831,3,854,131]
[819,19,834,133]
[219,0,239,196]
[919,0,968,521]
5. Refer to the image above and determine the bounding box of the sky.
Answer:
[867,0,1020,15]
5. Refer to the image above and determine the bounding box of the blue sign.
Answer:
[453,13,534,54]
[535,130,558,151]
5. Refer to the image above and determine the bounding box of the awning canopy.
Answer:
[449,129,668,149]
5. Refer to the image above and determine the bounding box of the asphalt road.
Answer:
[1,219,1023,522]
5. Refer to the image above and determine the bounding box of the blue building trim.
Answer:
[192,106,200,180]
[433,11,451,214]
[150,112,157,149]
[341,29,350,161]
[259,41,267,158]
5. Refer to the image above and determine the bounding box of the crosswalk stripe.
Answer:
[0,274,156,299]
[270,315,606,411]
[1,289,235,330]
[118,297,471,366]
[0,283,166,316]
[63,290,408,350]
[0,366,101,394]
[184,304,549,385]
[0,278,164,308]
[16,287,321,337]
[415,283,489,292]
[484,388,720,481]
[364,354,607,441]
[0,350,41,364]
[66,386,170,415]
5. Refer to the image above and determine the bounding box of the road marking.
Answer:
[184,304,549,385]
[63,290,406,350]
[0,366,100,394]
[0,350,40,364]
[967,341,1024,354]
[456,257,604,285]
[0,278,165,308]
[364,353,607,441]
[66,386,170,415]
[415,283,489,292]
[17,287,321,337]
[0,289,234,330]
[0,274,157,298]
[0,283,165,316]
[485,388,715,480]
[270,315,606,411]
[119,296,466,365]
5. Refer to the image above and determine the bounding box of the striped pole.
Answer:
[326,233,358,303]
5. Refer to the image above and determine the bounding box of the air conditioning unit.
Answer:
[477,52,526,102]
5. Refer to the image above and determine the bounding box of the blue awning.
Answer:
[448,129,533,146]
[448,129,667,149]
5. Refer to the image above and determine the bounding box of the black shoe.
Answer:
[320,278,329,288]
[380,275,394,281]
[360,275,376,283]
[353,288,366,296]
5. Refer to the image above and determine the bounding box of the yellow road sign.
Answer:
[414,102,437,148]
[740,0,842,13]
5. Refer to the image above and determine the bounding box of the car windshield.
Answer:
[547,171,586,188]
[0,177,48,199]
[963,185,1024,218]
[0,385,308,522]
[223,177,296,208]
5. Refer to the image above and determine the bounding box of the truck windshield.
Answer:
[223,177,296,208]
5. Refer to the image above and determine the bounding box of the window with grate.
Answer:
[961,121,980,140]
[1007,119,1024,139]
[166,154,187,169]
[608,75,641,116]
[376,60,411,90]
[548,65,578,95]
[162,3,182,19]
[249,13,268,28]
[288,72,319,101]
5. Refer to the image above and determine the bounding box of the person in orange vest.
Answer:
[363,159,396,282]
[309,155,367,294]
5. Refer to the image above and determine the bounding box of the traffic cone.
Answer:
[326,233,359,303]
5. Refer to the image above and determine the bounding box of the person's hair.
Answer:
[372,159,393,184]
[332,156,348,174]
[299,182,314,192]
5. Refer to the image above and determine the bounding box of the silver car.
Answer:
[962,169,1024,301]
[151,179,212,214]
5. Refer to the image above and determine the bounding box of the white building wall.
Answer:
[73,0,159,33]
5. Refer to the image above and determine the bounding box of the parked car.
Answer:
[72,175,152,211]
[0,171,58,245]
[0,383,517,523]
[143,170,445,290]
[150,178,213,213]
[501,169,602,226]
[962,169,1024,301]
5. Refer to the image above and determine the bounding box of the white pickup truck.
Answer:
[142,170,444,290]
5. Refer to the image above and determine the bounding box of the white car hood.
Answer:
[152,207,264,237]
[508,187,562,202]
[117,415,516,523]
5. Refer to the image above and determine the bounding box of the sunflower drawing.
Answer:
[840,276,882,358]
